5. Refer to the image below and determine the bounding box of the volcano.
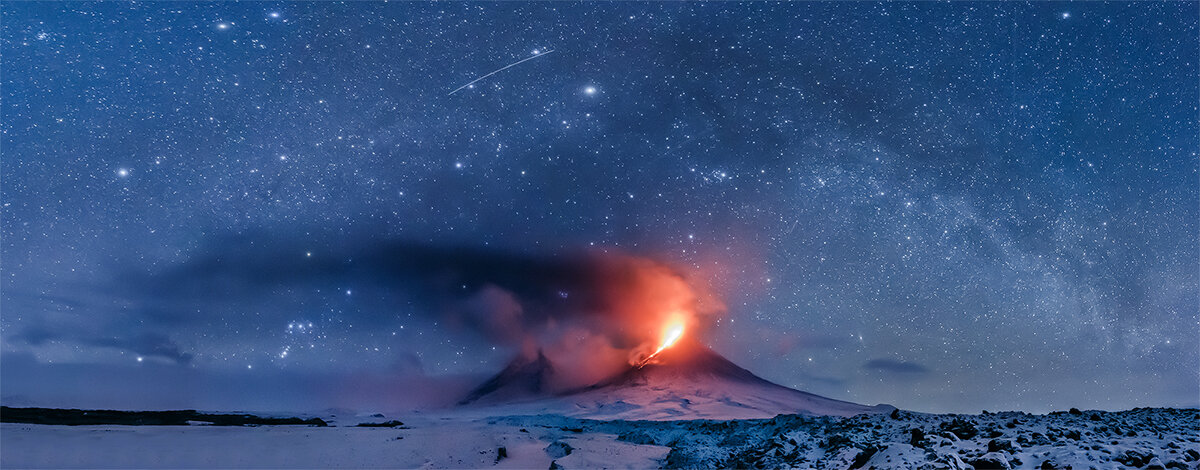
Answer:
[459,339,893,420]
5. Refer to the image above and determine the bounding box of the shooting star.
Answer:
[448,49,555,95]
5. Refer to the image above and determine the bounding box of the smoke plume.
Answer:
[123,234,725,388]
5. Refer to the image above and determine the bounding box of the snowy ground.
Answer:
[3,408,1197,469]
[0,414,668,469]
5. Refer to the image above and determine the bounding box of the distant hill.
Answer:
[0,407,327,426]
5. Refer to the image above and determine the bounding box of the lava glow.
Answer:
[659,323,685,352]
[638,323,686,368]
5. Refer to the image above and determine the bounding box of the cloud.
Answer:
[116,234,724,350]
[92,333,194,365]
[863,358,930,375]
[24,233,721,387]
[0,351,475,411]
[11,327,193,365]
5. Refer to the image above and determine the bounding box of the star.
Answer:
[1,0,1193,417]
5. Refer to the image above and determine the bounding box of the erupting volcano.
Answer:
[636,323,685,368]
[459,334,893,420]
[446,250,893,420]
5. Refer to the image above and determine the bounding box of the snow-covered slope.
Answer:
[459,340,893,420]
[459,350,556,406]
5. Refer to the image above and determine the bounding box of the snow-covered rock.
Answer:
[3,407,1197,468]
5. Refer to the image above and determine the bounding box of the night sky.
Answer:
[2,2,1197,414]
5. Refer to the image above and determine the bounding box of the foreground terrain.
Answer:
[2,407,1196,469]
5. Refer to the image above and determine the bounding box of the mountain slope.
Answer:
[458,350,554,405]
[459,340,893,420]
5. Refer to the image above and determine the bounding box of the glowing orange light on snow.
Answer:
[638,322,686,368]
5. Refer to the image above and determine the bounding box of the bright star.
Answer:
[216,22,230,30]
[584,86,597,95]
[268,12,281,19]
[1061,12,1070,19]
[116,168,130,178]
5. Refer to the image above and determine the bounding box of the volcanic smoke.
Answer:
[132,237,727,390]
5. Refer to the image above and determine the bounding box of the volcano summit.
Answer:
[458,339,894,420]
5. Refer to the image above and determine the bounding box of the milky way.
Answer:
[2,2,1196,413]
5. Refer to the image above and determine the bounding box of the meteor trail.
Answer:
[448,49,555,95]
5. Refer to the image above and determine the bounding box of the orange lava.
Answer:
[638,323,686,368]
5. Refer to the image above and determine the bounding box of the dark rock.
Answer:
[618,431,658,445]
[987,439,1015,454]
[545,441,573,459]
[496,447,507,462]
[548,460,562,470]
[1166,460,1188,469]
[940,418,979,440]
[355,420,404,427]
[1115,450,1152,467]
[1068,408,1082,415]
[849,447,878,469]
[1185,449,1200,461]
[890,409,902,419]
[910,428,926,447]
[969,454,1010,469]
[823,434,853,450]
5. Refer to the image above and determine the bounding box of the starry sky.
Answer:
[2,2,1197,414]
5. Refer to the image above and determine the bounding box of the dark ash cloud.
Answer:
[117,234,723,350]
